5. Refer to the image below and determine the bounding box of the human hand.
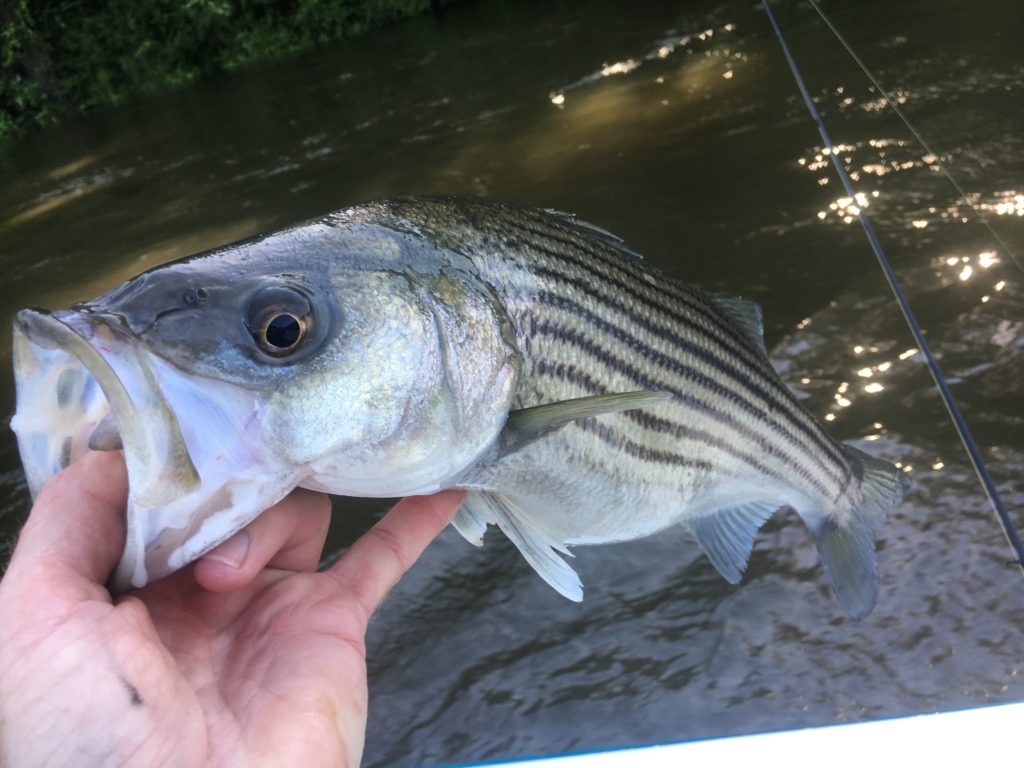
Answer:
[0,450,463,767]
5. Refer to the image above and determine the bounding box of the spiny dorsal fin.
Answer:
[692,501,780,583]
[543,209,645,262]
[499,391,670,457]
[710,295,767,355]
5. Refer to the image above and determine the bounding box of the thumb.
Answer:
[4,450,128,604]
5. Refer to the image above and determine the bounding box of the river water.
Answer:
[1,0,1022,765]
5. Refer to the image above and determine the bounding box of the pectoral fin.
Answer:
[497,390,670,458]
[692,501,780,583]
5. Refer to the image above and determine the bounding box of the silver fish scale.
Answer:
[381,197,854,522]
[388,199,907,619]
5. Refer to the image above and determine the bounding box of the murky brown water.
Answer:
[1,0,1022,765]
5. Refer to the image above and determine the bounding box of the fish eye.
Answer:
[247,286,314,358]
[257,311,306,354]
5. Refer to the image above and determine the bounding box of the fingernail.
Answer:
[202,530,250,569]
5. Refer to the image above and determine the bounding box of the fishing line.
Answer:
[759,0,1024,572]
[806,0,1023,275]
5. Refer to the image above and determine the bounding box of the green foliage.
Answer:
[0,0,430,142]
[0,0,52,139]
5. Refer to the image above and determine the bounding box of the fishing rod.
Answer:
[759,0,1024,573]
[805,0,1022,276]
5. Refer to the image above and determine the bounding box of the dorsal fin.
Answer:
[692,501,780,583]
[543,209,645,262]
[710,295,767,355]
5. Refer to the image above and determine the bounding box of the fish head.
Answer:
[11,210,520,590]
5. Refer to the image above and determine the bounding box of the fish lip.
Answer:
[14,307,201,508]
[14,306,299,592]
[17,306,127,350]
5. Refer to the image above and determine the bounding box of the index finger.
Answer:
[327,490,464,620]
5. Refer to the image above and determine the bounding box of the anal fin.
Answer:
[692,501,780,583]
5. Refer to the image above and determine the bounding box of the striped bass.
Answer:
[11,197,909,618]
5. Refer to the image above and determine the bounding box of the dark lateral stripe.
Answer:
[494,243,847,482]
[509,222,730,333]
[511,227,824,419]
[534,359,826,495]
[529,289,848,488]
[505,225,845,468]
[533,283,845,475]
[572,416,715,471]
[517,218,694,307]
[459,203,843,480]
[511,211,704,305]
[483,209,765,377]
[535,355,833,497]
[621,402,817,492]
[511,221,850,472]
[508,220,763,358]
[530,316,845,492]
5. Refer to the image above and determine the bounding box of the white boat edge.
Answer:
[443,700,1024,767]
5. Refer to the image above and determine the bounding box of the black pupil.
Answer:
[265,314,301,349]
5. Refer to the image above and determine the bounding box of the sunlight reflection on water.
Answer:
[0,1,1022,766]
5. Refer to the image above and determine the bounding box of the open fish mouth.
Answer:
[11,309,299,591]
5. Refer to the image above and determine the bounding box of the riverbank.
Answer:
[0,0,435,143]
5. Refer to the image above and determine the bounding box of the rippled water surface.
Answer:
[1,1,1022,765]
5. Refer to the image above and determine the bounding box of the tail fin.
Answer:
[806,446,911,619]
